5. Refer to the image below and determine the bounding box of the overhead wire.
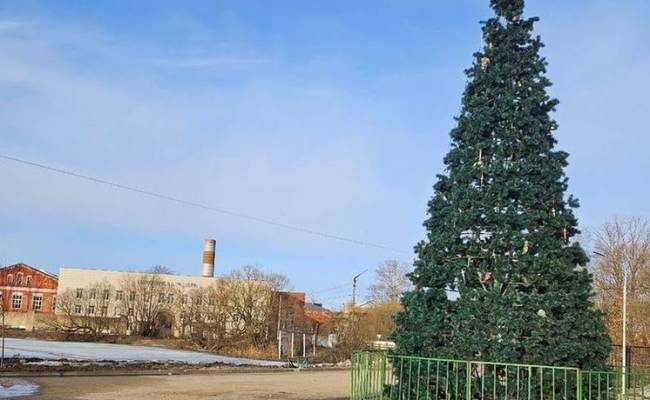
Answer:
[0,154,410,254]
[311,283,350,294]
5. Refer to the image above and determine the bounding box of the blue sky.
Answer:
[1,1,649,308]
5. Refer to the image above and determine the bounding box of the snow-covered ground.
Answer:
[0,379,39,398]
[3,338,284,366]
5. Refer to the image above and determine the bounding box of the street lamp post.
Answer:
[593,250,627,397]
[352,270,367,307]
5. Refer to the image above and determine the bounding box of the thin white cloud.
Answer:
[152,56,270,68]
[0,19,30,31]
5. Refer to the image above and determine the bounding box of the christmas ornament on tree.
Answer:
[393,0,611,369]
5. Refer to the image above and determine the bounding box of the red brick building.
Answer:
[0,263,58,321]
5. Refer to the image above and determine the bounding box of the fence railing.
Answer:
[610,345,650,369]
[351,352,650,400]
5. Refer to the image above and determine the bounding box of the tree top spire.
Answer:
[490,0,524,20]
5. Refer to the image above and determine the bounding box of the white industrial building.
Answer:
[54,239,225,336]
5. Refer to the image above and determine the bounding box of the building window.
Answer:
[89,289,96,299]
[129,292,136,302]
[6,274,13,285]
[101,306,108,315]
[32,295,43,311]
[11,293,22,309]
[88,305,95,315]
[158,293,165,303]
[116,290,123,300]
[52,296,57,311]
[128,308,134,316]
[114,307,121,317]
[26,276,32,287]
[103,289,110,300]
[74,304,82,314]
[167,294,174,304]
[76,288,83,298]
[16,273,23,286]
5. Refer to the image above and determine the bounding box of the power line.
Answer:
[317,293,351,302]
[0,154,409,254]
[312,283,350,294]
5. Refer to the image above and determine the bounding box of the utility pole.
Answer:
[276,293,283,360]
[352,270,367,307]
[1,304,4,369]
[622,258,628,398]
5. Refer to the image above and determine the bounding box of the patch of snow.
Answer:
[0,379,39,398]
[3,338,284,367]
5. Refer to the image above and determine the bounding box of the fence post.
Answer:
[576,368,582,400]
[379,352,385,400]
[351,353,356,400]
[466,361,472,400]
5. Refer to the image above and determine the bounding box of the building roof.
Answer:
[1,263,58,280]
[305,302,327,310]
[304,302,332,325]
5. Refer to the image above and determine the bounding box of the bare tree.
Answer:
[52,281,121,338]
[324,303,401,362]
[147,265,175,275]
[120,274,173,337]
[366,260,412,304]
[201,280,232,348]
[590,217,650,346]
[227,266,276,344]
[231,265,291,291]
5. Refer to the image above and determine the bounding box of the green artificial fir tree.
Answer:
[393,0,610,369]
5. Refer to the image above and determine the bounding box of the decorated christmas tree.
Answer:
[393,0,610,369]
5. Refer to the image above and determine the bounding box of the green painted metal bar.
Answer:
[445,361,450,400]
[528,366,532,400]
[454,362,459,400]
[493,363,497,400]
[552,368,555,400]
[466,362,471,400]
[481,364,485,399]
[398,357,403,400]
[503,365,508,400]
[426,359,431,400]
[517,366,521,400]
[436,360,440,400]
[416,358,421,400]
[408,358,413,400]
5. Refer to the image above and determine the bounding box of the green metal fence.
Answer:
[351,352,650,400]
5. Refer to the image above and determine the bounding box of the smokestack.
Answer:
[201,239,216,278]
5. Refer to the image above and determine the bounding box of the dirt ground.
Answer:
[28,370,350,400]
